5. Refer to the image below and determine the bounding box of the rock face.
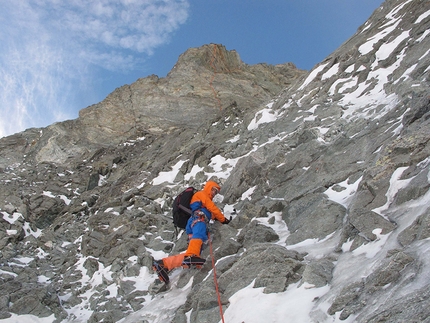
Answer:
[0,44,304,167]
[78,44,301,140]
[0,0,430,322]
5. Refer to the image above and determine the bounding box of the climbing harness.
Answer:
[190,210,208,228]
[208,232,225,323]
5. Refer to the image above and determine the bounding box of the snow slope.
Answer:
[1,0,429,322]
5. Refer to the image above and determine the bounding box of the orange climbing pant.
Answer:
[184,239,203,257]
[161,239,203,271]
[162,254,186,271]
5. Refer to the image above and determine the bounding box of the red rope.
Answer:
[208,233,225,323]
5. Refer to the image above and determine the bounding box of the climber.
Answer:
[153,180,231,284]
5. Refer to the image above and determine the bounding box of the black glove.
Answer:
[222,216,232,224]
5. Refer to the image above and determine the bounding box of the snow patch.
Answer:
[223,281,330,323]
[2,211,23,224]
[324,176,363,208]
[322,63,339,80]
[152,159,188,185]
[372,166,416,217]
[247,104,280,130]
[298,63,329,91]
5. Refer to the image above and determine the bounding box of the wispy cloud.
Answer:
[0,0,189,138]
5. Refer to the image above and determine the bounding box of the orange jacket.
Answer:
[190,181,226,223]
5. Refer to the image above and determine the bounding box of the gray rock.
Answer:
[283,193,345,245]
[393,164,430,206]
[125,290,147,311]
[221,154,266,203]
[0,312,11,319]
[237,220,279,247]
[28,194,66,229]
[302,258,335,287]
[9,286,66,319]
[398,207,430,246]
[83,257,99,278]
[0,295,9,311]
[348,208,396,241]
[87,173,100,191]
[0,1,430,321]
[328,249,417,320]
[217,244,304,298]
[363,285,430,323]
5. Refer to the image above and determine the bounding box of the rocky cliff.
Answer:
[1,0,430,322]
[0,44,303,166]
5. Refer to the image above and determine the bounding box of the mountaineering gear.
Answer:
[190,210,208,226]
[183,181,228,256]
[186,210,210,241]
[153,181,227,283]
[222,216,231,224]
[172,187,196,230]
[185,181,230,241]
[183,180,229,244]
[182,256,206,269]
[208,231,225,323]
[186,212,209,241]
[189,181,226,223]
[162,254,186,271]
[153,260,170,284]
[185,239,203,257]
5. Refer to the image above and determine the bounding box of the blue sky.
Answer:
[0,0,384,138]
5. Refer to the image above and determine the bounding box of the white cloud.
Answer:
[31,0,190,68]
[0,0,190,138]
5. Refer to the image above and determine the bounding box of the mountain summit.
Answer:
[0,0,429,322]
[0,44,304,166]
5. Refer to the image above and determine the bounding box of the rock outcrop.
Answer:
[0,44,304,167]
[0,0,429,322]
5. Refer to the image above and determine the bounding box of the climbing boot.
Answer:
[153,260,170,284]
[182,256,206,269]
